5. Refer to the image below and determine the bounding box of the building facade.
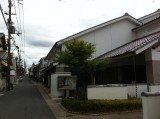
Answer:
[42,9,160,98]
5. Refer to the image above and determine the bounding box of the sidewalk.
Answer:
[36,82,143,119]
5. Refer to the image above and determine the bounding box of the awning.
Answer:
[97,32,160,59]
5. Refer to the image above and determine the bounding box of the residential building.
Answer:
[0,33,7,90]
[43,9,160,98]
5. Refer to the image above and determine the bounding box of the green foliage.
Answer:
[87,58,111,71]
[55,39,111,73]
[55,39,111,85]
[55,39,95,73]
[61,98,142,113]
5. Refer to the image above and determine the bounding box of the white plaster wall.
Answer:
[51,72,71,98]
[79,20,137,58]
[87,86,127,100]
[127,85,136,98]
[142,95,160,119]
[136,21,160,39]
[150,85,160,92]
[151,49,160,60]
[127,85,148,98]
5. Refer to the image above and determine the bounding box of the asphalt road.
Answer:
[0,77,56,119]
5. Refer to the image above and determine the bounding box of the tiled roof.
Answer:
[98,32,160,58]
[46,14,142,60]
[132,17,160,31]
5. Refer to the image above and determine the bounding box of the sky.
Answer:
[0,0,160,68]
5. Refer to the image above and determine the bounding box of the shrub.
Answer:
[61,98,142,113]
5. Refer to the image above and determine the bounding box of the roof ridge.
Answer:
[139,9,160,20]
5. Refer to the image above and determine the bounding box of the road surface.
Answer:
[0,77,56,119]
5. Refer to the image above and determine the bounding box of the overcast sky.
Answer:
[0,0,160,68]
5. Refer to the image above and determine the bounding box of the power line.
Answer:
[12,0,20,33]
[0,3,8,29]
[14,0,26,73]
[1,0,25,90]
[16,0,26,70]
[12,0,24,61]
[13,0,22,56]
[21,2,25,60]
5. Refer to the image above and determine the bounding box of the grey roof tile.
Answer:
[98,32,160,58]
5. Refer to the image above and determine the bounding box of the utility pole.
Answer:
[7,0,12,91]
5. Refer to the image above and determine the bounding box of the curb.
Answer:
[34,82,68,119]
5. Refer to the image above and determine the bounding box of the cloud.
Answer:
[26,34,54,48]
[27,40,53,47]
[22,24,56,67]
[78,18,97,30]
[25,25,55,47]
[25,47,49,67]
[0,21,7,33]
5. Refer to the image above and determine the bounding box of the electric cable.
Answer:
[0,3,8,29]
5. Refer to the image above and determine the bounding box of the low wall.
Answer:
[87,84,160,99]
[142,92,160,119]
[127,84,148,98]
[87,85,127,100]
[149,84,160,92]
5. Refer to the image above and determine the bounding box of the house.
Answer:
[29,63,38,80]
[0,33,7,91]
[39,57,47,83]
[44,9,160,98]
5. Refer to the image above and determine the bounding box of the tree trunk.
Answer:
[90,72,96,85]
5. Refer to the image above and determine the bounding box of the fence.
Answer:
[87,84,160,99]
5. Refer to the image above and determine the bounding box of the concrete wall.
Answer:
[142,92,160,119]
[87,85,127,100]
[87,84,160,99]
[145,48,160,84]
[51,72,71,98]
[150,85,160,92]
[127,84,148,98]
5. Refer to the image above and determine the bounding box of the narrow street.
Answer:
[0,77,56,119]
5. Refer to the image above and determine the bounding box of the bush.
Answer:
[61,98,142,113]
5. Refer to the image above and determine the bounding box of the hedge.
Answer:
[61,98,142,113]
